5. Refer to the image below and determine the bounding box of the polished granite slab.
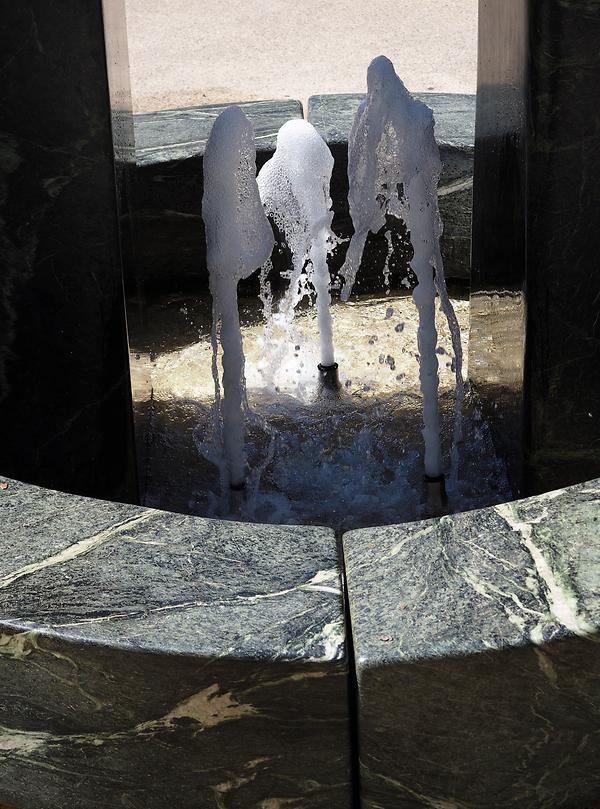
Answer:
[0,0,137,502]
[343,480,600,809]
[0,477,352,809]
[134,99,305,167]
[307,93,475,286]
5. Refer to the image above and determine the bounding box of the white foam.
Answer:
[258,119,336,367]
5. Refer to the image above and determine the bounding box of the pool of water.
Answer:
[128,289,512,532]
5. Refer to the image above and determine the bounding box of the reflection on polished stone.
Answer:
[470,0,600,496]
[469,289,525,490]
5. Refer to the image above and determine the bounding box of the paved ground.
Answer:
[125,0,477,112]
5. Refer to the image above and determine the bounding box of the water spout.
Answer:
[257,119,337,370]
[341,55,463,480]
[202,105,274,490]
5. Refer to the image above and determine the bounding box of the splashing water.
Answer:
[257,119,337,367]
[202,105,274,489]
[340,55,464,479]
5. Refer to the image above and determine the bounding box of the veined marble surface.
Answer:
[343,480,600,809]
[134,99,304,166]
[0,476,351,808]
[307,92,475,150]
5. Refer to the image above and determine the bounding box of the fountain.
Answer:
[124,59,505,530]
[3,2,600,808]
[197,57,464,513]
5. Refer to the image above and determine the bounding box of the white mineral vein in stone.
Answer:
[212,756,270,795]
[461,568,543,617]
[308,619,344,661]
[0,686,259,757]
[382,524,436,561]
[54,611,155,628]
[495,502,596,639]
[241,670,328,697]
[534,647,559,687]
[56,568,339,629]
[302,568,341,594]
[0,510,158,589]
[369,767,467,808]
[506,611,527,633]
[435,528,544,630]
[455,534,522,570]
[437,176,473,197]
[122,537,167,546]
[0,726,49,755]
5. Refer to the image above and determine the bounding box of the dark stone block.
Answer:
[0,0,137,502]
[0,476,352,809]
[470,0,600,496]
[307,93,475,288]
[343,481,600,809]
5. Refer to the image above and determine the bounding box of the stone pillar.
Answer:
[470,0,600,496]
[0,1,137,501]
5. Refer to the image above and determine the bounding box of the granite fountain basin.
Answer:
[1,474,600,809]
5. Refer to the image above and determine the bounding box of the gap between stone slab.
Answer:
[337,530,362,809]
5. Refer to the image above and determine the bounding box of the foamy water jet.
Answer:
[257,119,337,373]
[341,55,464,480]
[202,105,274,490]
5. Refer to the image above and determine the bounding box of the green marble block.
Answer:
[0,478,352,809]
[343,481,600,809]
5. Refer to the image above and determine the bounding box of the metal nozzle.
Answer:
[317,362,341,398]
